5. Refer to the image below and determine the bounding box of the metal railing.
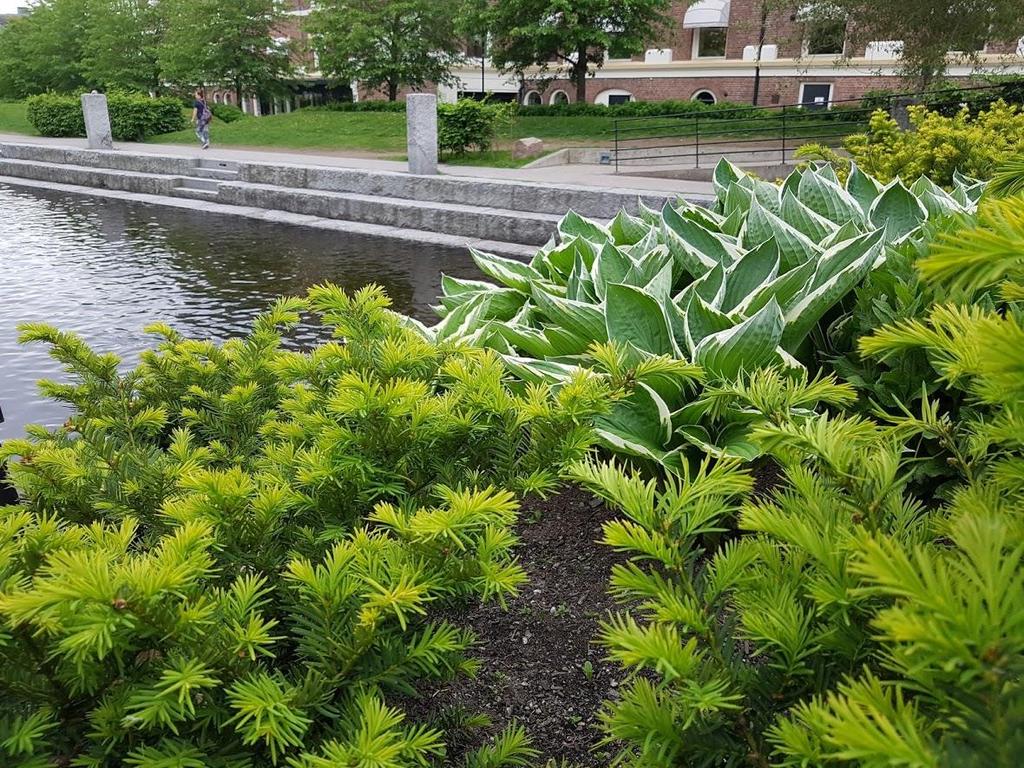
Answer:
[610,80,1024,172]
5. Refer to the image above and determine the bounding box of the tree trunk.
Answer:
[752,4,769,106]
[388,80,399,101]
[234,78,243,109]
[573,49,588,103]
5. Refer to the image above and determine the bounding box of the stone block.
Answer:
[512,137,545,160]
[406,94,438,175]
[81,92,114,150]
[889,97,918,132]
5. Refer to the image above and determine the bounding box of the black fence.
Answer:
[611,80,1024,172]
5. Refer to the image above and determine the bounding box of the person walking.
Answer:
[191,88,212,149]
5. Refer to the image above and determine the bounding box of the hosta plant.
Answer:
[569,192,1024,768]
[430,159,981,468]
[0,285,609,767]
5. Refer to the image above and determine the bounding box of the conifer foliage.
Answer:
[0,285,609,766]
[569,193,1024,766]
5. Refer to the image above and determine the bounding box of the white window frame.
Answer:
[691,27,728,59]
[692,89,718,105]
[523,90,542,106]
[798,82,834,109]
[595,89,635,106]
[549,90,570,105]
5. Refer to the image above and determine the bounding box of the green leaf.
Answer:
[502,355,579,385]
[721,238,781,313]
[496,323,558,358]
[591,242,634,300]
[531,286,607,344]
[685,295,736,355]
[744,198,821,270]
[797,170,865,225]
[439,288,525,322]
[781,190,840,241]
[567,251,598,303]
[910,176,962,218]
[846,161,882,215]
[662,223,718,279]
[781,232,883,350]
[559,210,611,246]
[441,274,500,297]
[662,202,739,266]
[435,292,491,340]
[713,158,745,204]
[869,180,928,240]
[471,248,542,292]
[610,209,651,245]
[695,299,785,379]
[595,383,677,466]
[606,283,675,356]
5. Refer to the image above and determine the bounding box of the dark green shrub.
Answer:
[209,102,245,123]
[25,92,85,137]
[438,99,514,157]
[25,92,185,140]
[0,285,609,766]
[323,100,408,112]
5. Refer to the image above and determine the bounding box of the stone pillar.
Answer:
[406,93,438,175]
[889,96,917,132]
[81,92,114,150]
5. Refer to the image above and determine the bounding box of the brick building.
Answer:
[434,0,1024,108]
[240,0,1023,112]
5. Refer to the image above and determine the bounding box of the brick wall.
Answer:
[533,74,911,106]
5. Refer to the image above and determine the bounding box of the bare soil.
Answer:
[416,486,627,766]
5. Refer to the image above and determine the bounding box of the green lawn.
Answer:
[151,109,411,152]
[150,109,613,152]
[0,99,859,163]
[0,101,34,135]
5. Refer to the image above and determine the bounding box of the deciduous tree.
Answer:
[803,0,1024,88]
[82,0,164,93]
[0,0,88,98]
[158,0,293,105]
[484,0,672,104]
[308,0,465,102]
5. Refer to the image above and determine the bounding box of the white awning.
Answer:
[683,0,730,29]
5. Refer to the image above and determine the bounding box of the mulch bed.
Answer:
[414,485,627,766]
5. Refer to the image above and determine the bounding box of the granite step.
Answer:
[0,157,560,248]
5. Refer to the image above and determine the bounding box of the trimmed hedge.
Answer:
[209,102,245,123]
[317,96,868,124]
[323,100,409,112]
[26,92,185,140]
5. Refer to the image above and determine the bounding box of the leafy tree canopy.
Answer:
[157,0,294,103]
[803,0,1024,86]
[308,0,466,102]
[485,0,673,103]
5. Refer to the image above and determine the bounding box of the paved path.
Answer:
[0,133,715,197]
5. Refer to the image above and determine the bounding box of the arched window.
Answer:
[595,89,634,106]
[550,90,569,105]
[523,91,542,106]
[692,89,717,105]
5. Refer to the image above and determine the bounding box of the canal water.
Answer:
[0,183,480,437]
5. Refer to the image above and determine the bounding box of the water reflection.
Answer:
[0,184,479,436]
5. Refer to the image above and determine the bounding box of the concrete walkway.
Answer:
[0,132,716,197]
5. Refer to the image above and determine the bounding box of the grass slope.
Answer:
[150,109,615,152]
[0,101,34,135]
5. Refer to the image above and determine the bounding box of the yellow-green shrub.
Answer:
[843,100,1024,186]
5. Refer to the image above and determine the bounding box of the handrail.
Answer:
[610,79,1024,172]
